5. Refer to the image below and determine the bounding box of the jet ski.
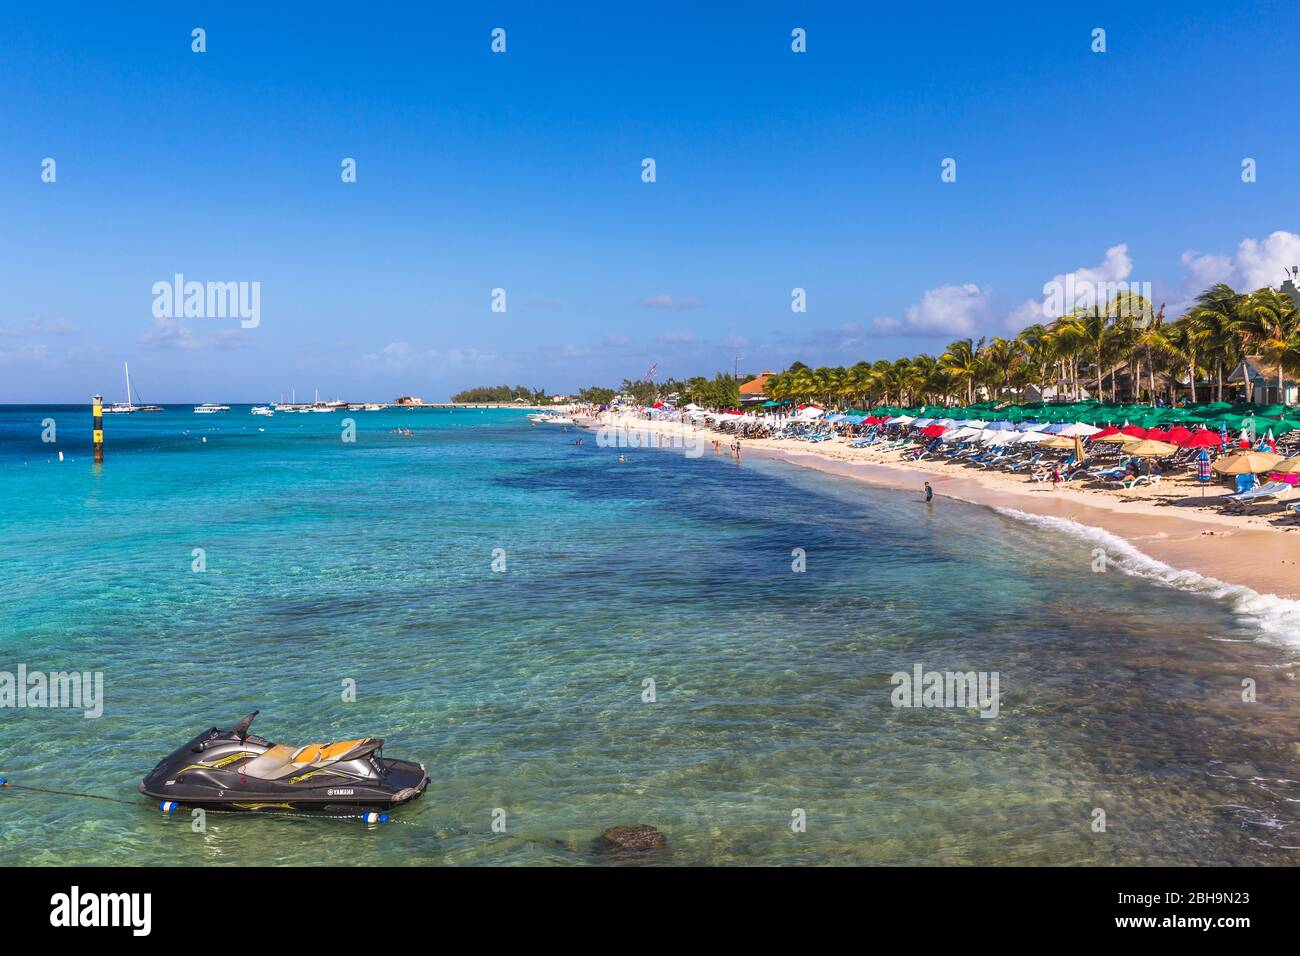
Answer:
[139,710,429,814]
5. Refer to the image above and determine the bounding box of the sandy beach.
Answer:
[582,412,1300,601]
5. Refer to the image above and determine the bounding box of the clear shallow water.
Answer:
[3,404,1300,865]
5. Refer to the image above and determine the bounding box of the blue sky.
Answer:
[2,1,1298,402]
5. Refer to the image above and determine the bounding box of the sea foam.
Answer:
[996,507,1300,645]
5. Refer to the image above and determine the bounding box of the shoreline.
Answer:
[581,412,1300,602]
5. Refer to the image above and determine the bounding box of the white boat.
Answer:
[194,403,229,414]
[103,362,143,413]
[251,406,274,416]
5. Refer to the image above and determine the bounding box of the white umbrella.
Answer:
[979,429,1018,444]
[1013,431,1051,444]
[1058,422,1101,437]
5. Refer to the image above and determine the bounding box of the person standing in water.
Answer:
[924,481,933,503]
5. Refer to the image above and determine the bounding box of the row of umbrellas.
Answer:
[864,400,1300,436]
[900,416,1300,475]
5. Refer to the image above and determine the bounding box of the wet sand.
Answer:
[582,413,1300,600]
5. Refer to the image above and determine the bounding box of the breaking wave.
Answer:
[996,507,1300,645]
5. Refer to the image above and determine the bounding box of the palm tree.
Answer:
[1239,287,1300,403]
[939,338,983,405]
[1129,305,1168,404]
[1016,324,1056,398]
[1160,320,1201,404]
[909,354,941,405]
[981,337,1023,402]
[1187,284,1244,402]
[1063,306,1113,400]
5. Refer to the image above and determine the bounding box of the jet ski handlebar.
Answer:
[230,709,260,740]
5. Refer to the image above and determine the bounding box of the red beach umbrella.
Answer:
[1180,429,1223,449]
[920,424,948,438]
[1119,424,1147,438]
[1092,426,1121,440]
[1144,428,1172,442]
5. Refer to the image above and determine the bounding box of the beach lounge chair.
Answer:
[1006,453,1043,473]
[975,449,1013,468]
[1085,466,1127,483]
[1225,481,1295,513]
[1104,474,1160,490]
[1229,480,1290,503]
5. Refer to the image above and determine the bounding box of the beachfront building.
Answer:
[394,395,424,406]
[739,370,774,406]
[1227,357,1299,406]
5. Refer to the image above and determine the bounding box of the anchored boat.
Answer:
[139,710,429,814]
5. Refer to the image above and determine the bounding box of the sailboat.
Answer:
[103,362,163,413]
[309,387,339,411]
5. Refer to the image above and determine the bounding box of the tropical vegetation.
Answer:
[760,284,1300,409]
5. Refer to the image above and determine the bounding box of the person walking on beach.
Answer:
[732,438,741,460]
[924,481,933,503]
[1051,463,1061,490]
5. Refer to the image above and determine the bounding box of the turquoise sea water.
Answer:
[3,405,1300,865]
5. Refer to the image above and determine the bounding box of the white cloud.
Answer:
[28,318,79,335]
[642,294,700,310]
[141,317,245,351]
[553,343,592,358]
[1183,230,1300,292]
[1007,244,1134,330]
[1168,230,1300,314]
[1178,250,1234,288]
[657,330,698,344]
[362,341,495,371]
[0,342,49,364]
[885,283,992,336]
